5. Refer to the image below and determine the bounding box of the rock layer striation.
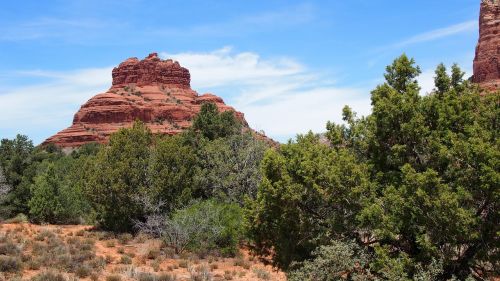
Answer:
[473,0,500,91]
[43,53,247,148]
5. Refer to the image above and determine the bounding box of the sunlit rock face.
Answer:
[472,0,500,91]
[43,53,247,148]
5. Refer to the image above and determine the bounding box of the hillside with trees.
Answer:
[0,56,498,280]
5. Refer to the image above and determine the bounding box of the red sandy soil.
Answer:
[0,223,286,281]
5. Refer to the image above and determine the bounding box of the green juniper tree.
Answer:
[246,55,499,280]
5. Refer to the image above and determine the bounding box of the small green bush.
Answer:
[160,200,243,256]
[4,213,28,223]
[120,255,132,264]
[287,240,369,281]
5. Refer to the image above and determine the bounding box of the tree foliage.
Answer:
[247,55,499,279]
[190,102,242,141]
[195,132,267,204]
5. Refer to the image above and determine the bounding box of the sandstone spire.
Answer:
[43,53,247,148]
[472,0,500,91]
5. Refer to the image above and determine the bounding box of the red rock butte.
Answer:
[43,53,248,148]
[472,0,500,91]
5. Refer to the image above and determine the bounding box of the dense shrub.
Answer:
[247,56,500,279]
[82,122,200,231]
[28,157,89,224]
[81,122,153,231]
[0,135,34,217]
[195,132,267,204]
[246,133,370,269]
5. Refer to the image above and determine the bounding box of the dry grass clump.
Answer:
[30,270,66,281]
[189,264,212,281]
[0,255,22,272]
[106,274,122,281]
[252,268,271,280]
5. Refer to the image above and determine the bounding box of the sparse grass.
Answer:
[157,273,177,281]
[35,229,55,241]
[0,255,22,272]
[146,248,160,260]
[90,272,99,281]
[120,255,132,264]
[188,264,212,281]
[136,272,156,281]
[134,233,148,243]
[117,233,133,245]
[105,240,116,248]
[178,259,188,268]
[224,270,233,280]
[151,258,161,272]
[253,268,271,280]
[75,264,92,278]
[30,270,66,281]
[106,274,122,281]
[0,241,20,255]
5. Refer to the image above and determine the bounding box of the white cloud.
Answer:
[163,47,371,141]
[1,48,371,144]
[0,68,112,141]
[161,47,304,89]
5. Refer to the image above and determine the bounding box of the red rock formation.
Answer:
[473,0,500,91]
[43,53,248,148]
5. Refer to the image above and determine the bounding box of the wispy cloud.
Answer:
[393,20,477,48]
[367,20,477,70]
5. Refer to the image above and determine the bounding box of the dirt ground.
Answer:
[0,223,286,281]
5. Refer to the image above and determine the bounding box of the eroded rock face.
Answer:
[43,53,247,148]
[473,0,500,91]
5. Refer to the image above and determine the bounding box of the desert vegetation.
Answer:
[0,56,498,280]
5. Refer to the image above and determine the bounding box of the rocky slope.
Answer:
[43,53,247,148]
[473,0,500,91]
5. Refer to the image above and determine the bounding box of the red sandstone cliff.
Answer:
[43,53,248,148]
[473,0,500,91]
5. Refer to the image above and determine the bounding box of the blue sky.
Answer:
[0,0,480,143]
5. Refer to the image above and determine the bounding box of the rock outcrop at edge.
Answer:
[472,0,500,91]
